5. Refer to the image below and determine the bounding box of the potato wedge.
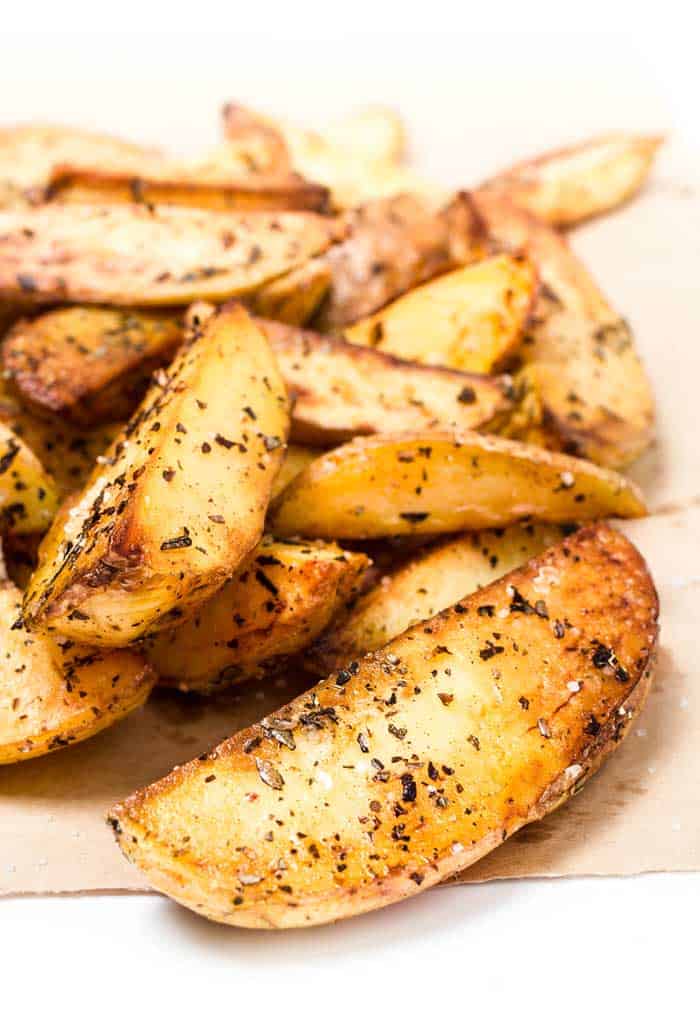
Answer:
[3,307,183,425]
[0,122,165,207]
[479,134,663,227]
[269,430,645,539]
[22,305,290,645]
[258,319,514,443]
[271,445,322,501]
[249,259,332,326]
[0,578,154,764]
[109,523,658,928]
[146,538,370,693]
[344,254,538,373]
[47,165,330,213]
[313,192,485,330]
[0,421,59,534]
[474,192,655,467]
[311,523,568,673]
[218,103,293,176]
[0,203,343,307]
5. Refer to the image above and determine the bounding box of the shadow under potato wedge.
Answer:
[268,430,646,540]
[479,134,664,228]
[146,537,370,694]
[0,203,343,307]
[344,254,538,374]
[21,304,290,645]
[258,319,514,444]
[108,523,658,928]
[310,523,568,674]
[473,192,655,468]
[0,578,154,764]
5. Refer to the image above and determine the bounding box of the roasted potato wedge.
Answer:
[271,445,321,500]
[311,523,568,673]
[0,203,343,307]
[479,134,663,227]
[218,103,293,176]
[0,420,59,534]
[0,122,165,207]
[0,577,154,764]
[146,537,370,693]
[109,523,658,928]
[3,306,183,425]
[47,165,330,213]
[258,319,514,443]
[269,430,645,539]
[474,192,655,467]
[345,254,538,373]
[249,259,332,326]
[313,192,485,330]
[22,305,290,645]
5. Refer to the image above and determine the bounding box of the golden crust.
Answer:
[109,523,658,928]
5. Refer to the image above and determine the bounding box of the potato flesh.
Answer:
[248,259,332,326]
[22,305,290,644]
[0,421,59,533]
[110,523,658,928]
[0,203,343,307]
[258,320,513,443]
[311,523,568,673]
[269,430,646,539]
[345,255,538,373]
[146,538,370,692]
[0,580,153,764]
[3,307,183,424]
[479,134,663,227]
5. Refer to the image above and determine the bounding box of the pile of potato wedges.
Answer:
[0,105,661,928]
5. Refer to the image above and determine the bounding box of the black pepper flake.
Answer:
[262,434,282,451]
[255,757,284,790]
[214,433,236,450]
[585,715,601,737]
[457,385,477,404]
[553,620,566,639]
[16,273,37,292]
[255,568,279,596]
[477,604,495,618]
[399,512,429,523]
[401,773,417,802]
[161,531,192,551]
[410,871,424,885]
[162,468,176,482]
[479,640,505,661]
[388,723,407,740]
[518,696,530,710]
[357,733,369,753]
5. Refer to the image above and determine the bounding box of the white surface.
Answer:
[1,20,698,1012]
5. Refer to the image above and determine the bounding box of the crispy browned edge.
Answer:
[108,523,659,928]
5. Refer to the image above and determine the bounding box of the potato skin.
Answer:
[22,305,290,645]
[109,523,658,928]
[258,319,514,443]
[269,430,646,539]
[146,538,370,693]
[479,134,663,227]
[0,203,343,307]
[0,579,154,764]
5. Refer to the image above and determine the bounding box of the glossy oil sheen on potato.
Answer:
[22,305,290,645]
[0,579,154,764]
[109,523,658,928]
[269,430,646,539]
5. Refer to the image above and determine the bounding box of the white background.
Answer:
[2,13,699,1017]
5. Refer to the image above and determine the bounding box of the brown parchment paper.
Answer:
[1,149,698,897]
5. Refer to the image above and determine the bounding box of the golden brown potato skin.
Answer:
[258,319,514,443]
[146,538,370,693]
[3,307,183,425]
[0,420,59,534]
[479,134,663,227]
[248,259,332,326]
[474,192,655,468]
[109,523,658,928]
[0,579,154,764]
[345,255,538,374]
[313,192,485,330]
[0,203,343,307]
[22,305,290,645]
[269,430,646,539]
[310,523,568,674]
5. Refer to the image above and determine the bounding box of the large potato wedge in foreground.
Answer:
[0,578,154,764]
[258,319,514,443]
[313,192,485,329]
[0,203,343,307]
[269,430,645,539]
[22,305,290,645]
[311,523,567,674]
[3,307,183,425]
[345,254,538,373]
[146,538,370,693]
[0,421,59,533]
[474,192,655,468]
[109,523,658,928]
[479,134,663,227]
